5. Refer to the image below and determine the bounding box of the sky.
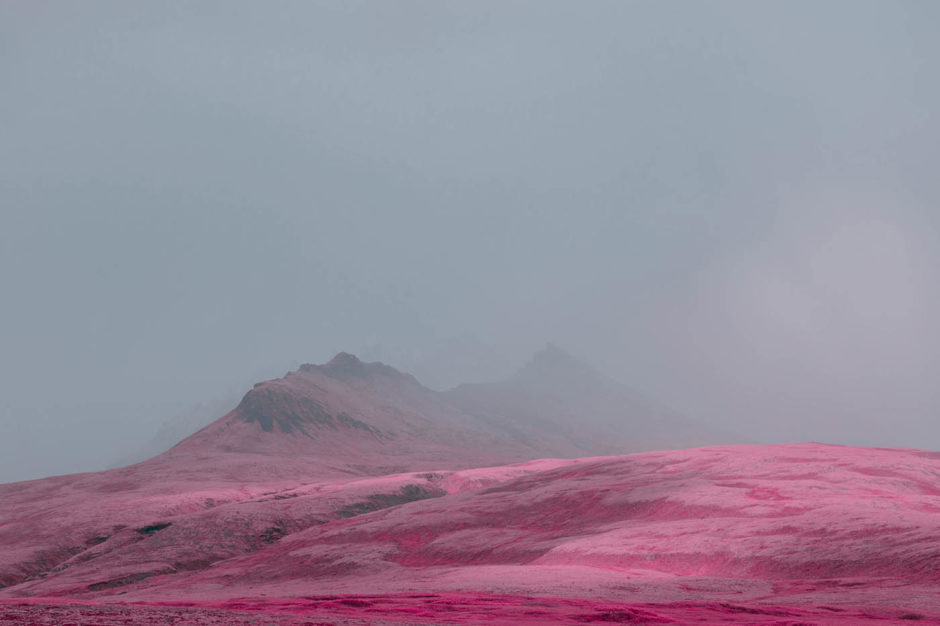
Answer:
[2,1,939,483]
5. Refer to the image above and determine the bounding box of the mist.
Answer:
[2,0,939,483]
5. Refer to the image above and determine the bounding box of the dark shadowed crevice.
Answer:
[86,572,158,591]
[260,526,287,544]
[335,484,443,519]
[83,535,109,547]
[337,412,385,439]
[135,522,172,536]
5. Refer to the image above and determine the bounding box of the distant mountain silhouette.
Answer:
[166,348,739,472]
[444,344,740,454]
[168,352,541,475]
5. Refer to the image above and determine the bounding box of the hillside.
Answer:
[1,353,935,623]
[0,350,725,593]
[2,445,938,623]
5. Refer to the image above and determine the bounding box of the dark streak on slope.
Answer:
[87,572,159,592]
[135,523,172,536]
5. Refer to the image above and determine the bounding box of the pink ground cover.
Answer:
[2,443,938,623]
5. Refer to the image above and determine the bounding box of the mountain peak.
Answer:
[323,351,368,378]
[296,352,416,384]
[515,343,599,381]
[531,343,578,364]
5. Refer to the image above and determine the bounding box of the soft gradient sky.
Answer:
[2,1,939,482]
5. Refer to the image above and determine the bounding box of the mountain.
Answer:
[165,352,532,474]
[444,344,739,454]
[3,350,933,622]
[3,349,723,593]
[161,348,732,473]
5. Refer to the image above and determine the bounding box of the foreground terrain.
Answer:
[2,593,934,624]
[1,355,937,623]
[2,444,937,623]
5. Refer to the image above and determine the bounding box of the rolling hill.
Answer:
[1,352,936,623]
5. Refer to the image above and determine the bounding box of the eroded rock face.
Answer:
[235,384,384,439]
[235,380,388,440]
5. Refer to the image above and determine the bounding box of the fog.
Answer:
[2,1,939,483]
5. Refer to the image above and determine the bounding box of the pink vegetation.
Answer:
[2,444,938,623]
[0,356,937,623]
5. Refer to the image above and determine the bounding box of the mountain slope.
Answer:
[166,348,731,472]
[130,443,940,600]
[167,352,534,473]
[4,444,937,624]
[0,353,513,592]
[3,349,723,594]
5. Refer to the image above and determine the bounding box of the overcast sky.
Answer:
[2,1,939,483]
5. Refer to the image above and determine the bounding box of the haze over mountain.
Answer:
[445,344,742,455]
[4,1,940,484]
[110,346,735,471]
[109,388,247,470]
